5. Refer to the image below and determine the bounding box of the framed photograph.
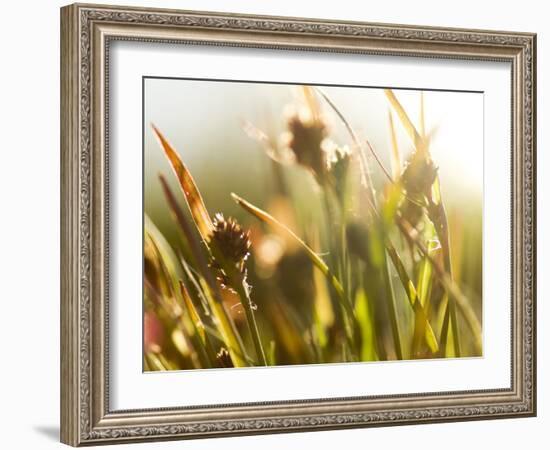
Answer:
[60,3,536,446]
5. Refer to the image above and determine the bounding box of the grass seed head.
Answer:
[346,220,371,263]
[216,347,234,368]
[401,150,438,198]
[399,150,439,226]
[209,213,252,289]
[285,108,329,184]
[400,198,425,227]
[211,213,251,264]
[326,145,352,202]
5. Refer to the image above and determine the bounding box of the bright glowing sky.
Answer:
[144,78,483,206]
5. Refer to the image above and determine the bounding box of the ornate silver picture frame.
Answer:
[61,3,536,446]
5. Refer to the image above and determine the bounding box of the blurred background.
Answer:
[144,79,483,222]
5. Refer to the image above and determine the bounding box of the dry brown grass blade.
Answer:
[152,124,214,239]
[158,175,249,367]
[158,174,210,268]
[242,120,294,166]
[366,139,393,182]
[302,86,321,122]
[231,193,346,301]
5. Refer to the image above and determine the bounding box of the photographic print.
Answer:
[143,78,483,371]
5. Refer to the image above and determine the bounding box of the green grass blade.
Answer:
[178,280,219,367]
[232,279,268,366]
[412,237,436,356]
[384,89,424,153]
[354,290,378,361]
[385,241,439,354]
[428,179,461,357]
[144,214,183,284]
[382,257,403,359]
[398,219,481,354]
[388,109,402,179]
[179,280,205,340]
[145,352,170,371]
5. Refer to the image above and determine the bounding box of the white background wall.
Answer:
[0,0,545,448]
